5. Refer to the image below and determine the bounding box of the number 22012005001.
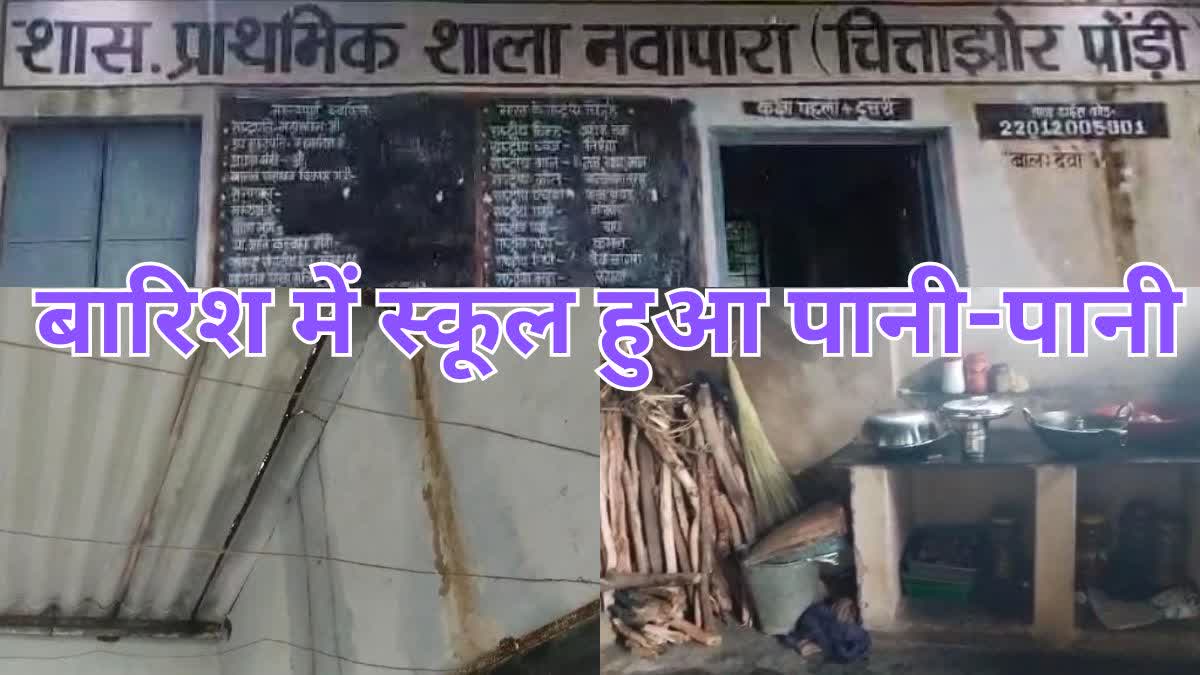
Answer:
[997,118,1148,139]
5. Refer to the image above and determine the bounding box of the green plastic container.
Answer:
[901,575,973,603]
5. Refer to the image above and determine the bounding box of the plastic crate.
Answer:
[906,560,978,585]
[901,525,984,585]
[901,575,974,603]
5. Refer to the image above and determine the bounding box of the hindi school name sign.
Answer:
[4,2,1200,87]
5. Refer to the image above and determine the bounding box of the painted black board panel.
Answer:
[975,102,1169,141]
[481,97,695,287]
[219,95,476,287]
[220,94,698,288]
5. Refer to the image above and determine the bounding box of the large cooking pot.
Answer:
[1023,403,1133,458]
[862,409,950,455]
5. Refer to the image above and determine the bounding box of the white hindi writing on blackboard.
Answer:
[481,97,661,287]
[221,100,362,287]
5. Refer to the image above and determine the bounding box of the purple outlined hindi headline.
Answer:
[30,261,1185,392]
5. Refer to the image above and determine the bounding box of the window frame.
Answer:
[0,116,208,287]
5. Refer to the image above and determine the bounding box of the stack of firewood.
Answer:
[600,360,760,656]
[605,584,720,656]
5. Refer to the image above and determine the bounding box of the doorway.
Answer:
[716,136,956,288]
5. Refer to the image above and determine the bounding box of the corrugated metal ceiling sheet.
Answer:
[0,288,314,621]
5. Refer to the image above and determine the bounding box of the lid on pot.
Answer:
[941,396,1015,418]
[867,409,939,425]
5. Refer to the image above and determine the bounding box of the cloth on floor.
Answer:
[780,601,871,664]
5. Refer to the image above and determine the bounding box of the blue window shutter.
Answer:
[97,124,201,286]
[0,127,104,286]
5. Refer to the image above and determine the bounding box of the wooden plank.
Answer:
[850,465,908,630]
[1033,465,1077,647]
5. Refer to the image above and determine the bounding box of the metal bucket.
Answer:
[741,545,827,635]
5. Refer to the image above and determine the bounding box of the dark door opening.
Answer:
[719,143,945,288]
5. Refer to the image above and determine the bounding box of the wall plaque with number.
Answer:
[975,103,1169,141]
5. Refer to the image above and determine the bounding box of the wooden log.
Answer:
[673,483,695,574]
[714,403,757,537]
[718,494,744,550]
[611,618,660,656]
[707,487,736,621]
[644,586,686,615]
[711,565,734,618]
[697,452,718,632]
[642,624,689,645]
[645,585,684,600]
[668,618,721,647]
[605,411,632,573]
[714,402,747,473]
[687,511,701,581]
[689,408,713,629]
[627,598,678,626]
[638,438,665,574]
[623,422,649,573]
[601,572,703,591]
[659,465,677,575]
[708,590,725,626]
[712,485,733,559]
[600,414,617,574]
[673,509,693,575]
[689,511,701,627]
[642,426,700,512]
[697,384,758,544]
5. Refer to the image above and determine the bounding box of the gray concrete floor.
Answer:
[601,627,1198,675]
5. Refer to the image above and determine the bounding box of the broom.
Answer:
[726,357,801,531]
